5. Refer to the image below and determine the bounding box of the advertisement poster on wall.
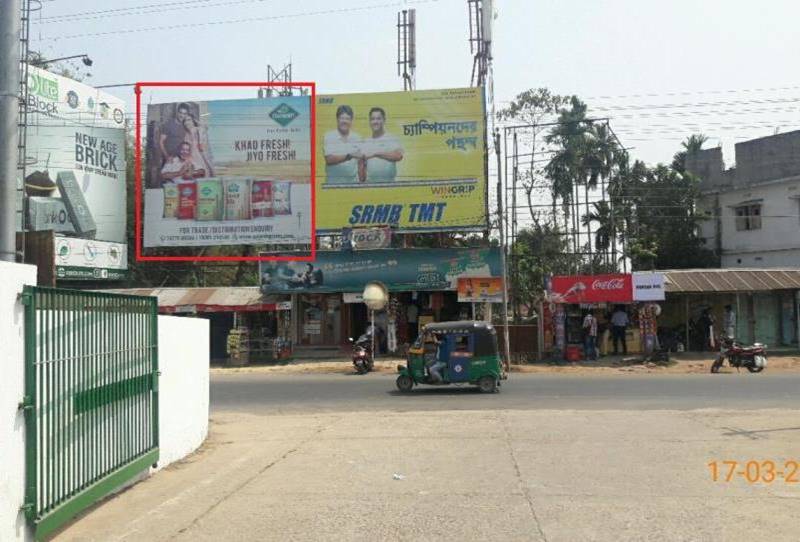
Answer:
[259,248,501,293]
[315,87,487,232]
[22,66,127,245]
[143,96,312,247]
[55,237,127,280]
[457,277,503,302]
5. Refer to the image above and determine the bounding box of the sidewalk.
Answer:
[54,408,800,541]
[210,352,800,376]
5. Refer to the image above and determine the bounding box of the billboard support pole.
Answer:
[494,129,511,370]
[0,0,21,262]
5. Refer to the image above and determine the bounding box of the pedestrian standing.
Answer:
[723,304,736,340]
[698,309,715,351]
[583,309,598,360]
[610,305,629,355]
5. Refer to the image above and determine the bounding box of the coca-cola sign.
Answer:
[592,278,626,290]
[551,274,633,303]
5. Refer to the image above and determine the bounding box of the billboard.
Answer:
[315,87,486,232]
[22,66,127,245]
[457,277,503,302]
[259,248,501,293]
[143,96,312,247]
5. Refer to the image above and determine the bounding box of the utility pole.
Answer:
[0,0,22,262]
[495,129,511,370]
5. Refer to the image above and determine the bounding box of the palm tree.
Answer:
[545,97,589,267]
[671,133,709,173]
[581,201,614,253]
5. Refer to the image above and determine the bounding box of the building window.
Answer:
[735,204,761,231]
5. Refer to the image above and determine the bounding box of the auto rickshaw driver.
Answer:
[423,331,444,383]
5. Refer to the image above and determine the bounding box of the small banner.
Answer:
[457,277,503,302]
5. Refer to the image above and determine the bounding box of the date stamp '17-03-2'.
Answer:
[708,460,800,484]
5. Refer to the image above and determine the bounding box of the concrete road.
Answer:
[211,372,800,413]
[55,373,800,542]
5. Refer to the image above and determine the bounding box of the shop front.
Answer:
[542,269,800,359]
[260,248,502,353]
[658,269,800,351]
[543,273,665,359]
[104,287,292,364]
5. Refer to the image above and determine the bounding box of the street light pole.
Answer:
[0,0,22,262]
[30,54,92,67]
[494,129,511,370]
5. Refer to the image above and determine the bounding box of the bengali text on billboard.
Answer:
[315,87,487,232]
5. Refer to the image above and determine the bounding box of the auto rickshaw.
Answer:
[395,321,507,393]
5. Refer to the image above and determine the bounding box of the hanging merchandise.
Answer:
[554,304,566,353]
[387,296,400,353]
[638,303,659,354]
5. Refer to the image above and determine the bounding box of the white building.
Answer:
[687,131,800,268]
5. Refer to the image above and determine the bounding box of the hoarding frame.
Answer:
[314,86,489,234]
[134,81,317,262]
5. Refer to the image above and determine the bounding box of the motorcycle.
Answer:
[350,330,374,375]
[710,336,768,373]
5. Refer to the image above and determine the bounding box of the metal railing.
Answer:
[21,286,159,540]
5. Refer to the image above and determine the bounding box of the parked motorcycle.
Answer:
[710,336,768,373]
[350,330,374,374]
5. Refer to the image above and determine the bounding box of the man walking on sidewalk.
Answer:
[611,305,629,355]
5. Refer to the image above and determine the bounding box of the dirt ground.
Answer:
[211,352,800,376]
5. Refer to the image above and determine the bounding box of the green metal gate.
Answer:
[20,286,159,540]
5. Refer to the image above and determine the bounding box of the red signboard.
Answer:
[550,274,633,304]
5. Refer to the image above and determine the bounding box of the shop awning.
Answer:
[663,269,800,293]
[100,287,290,314]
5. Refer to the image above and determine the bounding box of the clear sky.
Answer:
[31,0,800,168]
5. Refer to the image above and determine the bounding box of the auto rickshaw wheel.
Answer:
[478,376,498,393]
[396,374,414,392]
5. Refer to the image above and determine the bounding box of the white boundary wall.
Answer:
[0,262,209,542]
[0,262,38,542]
[156,315,209,468]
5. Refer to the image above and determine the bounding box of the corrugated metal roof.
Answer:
[663,269,800,293]
[100,287,288,312]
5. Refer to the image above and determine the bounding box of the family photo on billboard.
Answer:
[146,101,214,188]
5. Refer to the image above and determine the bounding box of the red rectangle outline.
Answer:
[134,81,317,262]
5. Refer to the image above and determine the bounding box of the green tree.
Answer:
[544,97,619,268]
[671,133,709,173]
[623,164,717,270]
[497,88,572,225]
[510,225,580,315]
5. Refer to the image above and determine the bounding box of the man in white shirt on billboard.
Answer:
[359,107,404,183]
[324,105,362,185]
